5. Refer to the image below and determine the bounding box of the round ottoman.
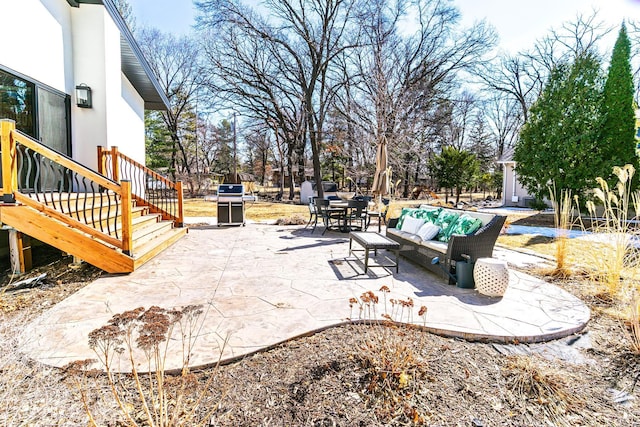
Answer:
[473,258,510,297]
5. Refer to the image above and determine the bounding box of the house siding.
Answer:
[2,0,71,92]
[2,0,146,170]
[70,3,145,169]
[501,163,531,207]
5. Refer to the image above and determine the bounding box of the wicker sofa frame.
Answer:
[385,207,507,282]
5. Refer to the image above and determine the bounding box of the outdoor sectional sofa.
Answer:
[386,205,507,282]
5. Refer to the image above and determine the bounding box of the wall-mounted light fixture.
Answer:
[75,84,92,108]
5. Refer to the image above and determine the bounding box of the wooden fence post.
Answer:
[121,180,133,256]
[1,119,17,203]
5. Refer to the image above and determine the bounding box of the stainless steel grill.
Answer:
[217,184,246,226]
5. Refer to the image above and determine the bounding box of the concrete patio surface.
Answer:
[20,221,590,372]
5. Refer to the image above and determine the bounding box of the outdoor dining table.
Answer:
[329,200,367,232]
[326,200,349,232]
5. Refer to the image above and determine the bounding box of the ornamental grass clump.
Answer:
[504,355,581,425]
[576,164,640,298]
[66,304,226,427]
[348,289,429,424]
[548,186,576,278]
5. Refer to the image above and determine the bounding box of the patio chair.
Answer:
[314,198,343,234]
[366,198,389,232]
[346,199,368,231]
[304,196,318,229]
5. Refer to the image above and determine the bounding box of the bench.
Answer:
[385,205,506,282]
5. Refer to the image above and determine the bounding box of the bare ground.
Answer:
[0,236,639,425]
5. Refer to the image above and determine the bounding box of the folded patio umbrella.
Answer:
[371,135,390,206]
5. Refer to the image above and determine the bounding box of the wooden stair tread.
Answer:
[74,206,149,230]
[132,220,173,242]
[133,226,188,268]
[3,200,186,273]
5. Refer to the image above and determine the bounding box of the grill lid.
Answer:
[218,184,244,195]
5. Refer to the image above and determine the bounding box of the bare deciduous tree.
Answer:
[138,28,203,187]
[197,0,357,199]
[343,0,496,196]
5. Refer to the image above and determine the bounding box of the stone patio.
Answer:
[20,222,590,372]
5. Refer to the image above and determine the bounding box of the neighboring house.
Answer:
[0,0,185,274]
[497,147,536,208]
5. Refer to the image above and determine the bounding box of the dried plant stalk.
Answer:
[576,165,640,297]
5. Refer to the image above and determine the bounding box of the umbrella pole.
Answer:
[375,194,383,213]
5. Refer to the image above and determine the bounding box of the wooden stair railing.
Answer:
[1,119,187,274]
[97,146,184,227]
[0,119,141,273]
[1,119,136,272]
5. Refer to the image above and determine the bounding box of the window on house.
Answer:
[0,70,35,137]
[0,68,71,156]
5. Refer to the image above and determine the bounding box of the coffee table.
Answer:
[349,231,400,274]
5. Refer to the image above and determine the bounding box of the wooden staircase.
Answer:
[0,120,186,274]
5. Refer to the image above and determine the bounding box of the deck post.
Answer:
[111,146,120,182]
[176,180,184,227]
[121,180,133,256]
[1,120,17,203]
[97,146,105,176]
[9,229,32,275]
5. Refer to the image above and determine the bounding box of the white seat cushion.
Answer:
[387,228,422,244]
[419,239,448,252]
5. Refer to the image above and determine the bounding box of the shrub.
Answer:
[276,214,307,225]
[528,198,549,211]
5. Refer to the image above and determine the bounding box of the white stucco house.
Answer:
[0,0,187,274]
[1,0,169,170]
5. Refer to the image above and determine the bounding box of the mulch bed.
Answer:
[0,239,639,425]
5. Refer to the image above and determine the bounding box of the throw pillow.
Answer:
[448,214,484,238]
[416,223,440,241]
[434,211,460,242]
[412,207,442,225]
[400,215,424,234]
[424,208,442,224]
[411,209,427,220]
[396,208,416,229]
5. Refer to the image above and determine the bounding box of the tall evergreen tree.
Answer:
[145,111,172,171]
[514,53,605,203]
[600,23,639,181]
[467,112,495,175]
[211,120,235,177]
